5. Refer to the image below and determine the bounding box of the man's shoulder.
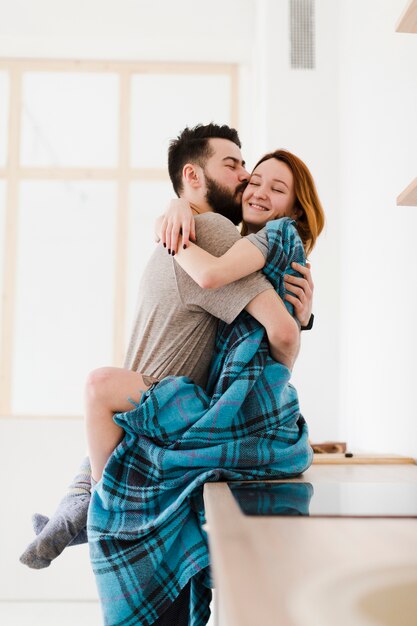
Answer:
[194,212,234,227]
[194,212,239,237]
[194,212,241,252]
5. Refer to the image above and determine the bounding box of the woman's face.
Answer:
[242,158,298,229]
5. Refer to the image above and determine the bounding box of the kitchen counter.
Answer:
[203,458,417,626]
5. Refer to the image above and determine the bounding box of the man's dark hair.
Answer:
[168,123,241,196]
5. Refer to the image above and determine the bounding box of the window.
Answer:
[0,59,237,418]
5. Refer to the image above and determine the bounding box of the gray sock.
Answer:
[32,514,88,546]
[19,457,92,569]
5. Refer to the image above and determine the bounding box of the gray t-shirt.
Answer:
[246,227,269,260]
[124,213,272,389]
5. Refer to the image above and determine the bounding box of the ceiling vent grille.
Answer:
[290,0,316,70]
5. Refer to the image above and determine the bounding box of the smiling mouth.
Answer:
[249,202,269,212]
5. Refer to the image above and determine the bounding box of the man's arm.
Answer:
[244,289,300,370]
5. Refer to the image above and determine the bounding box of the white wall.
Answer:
[338,0,417,456]
[244,0,342,443]
[0,0,254,62]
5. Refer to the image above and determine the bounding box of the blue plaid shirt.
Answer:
[88,218,313,625]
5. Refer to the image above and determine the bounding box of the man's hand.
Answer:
[284,262,314,328]
[155,198,196,254]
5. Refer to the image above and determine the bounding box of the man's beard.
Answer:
[204,173,247,225]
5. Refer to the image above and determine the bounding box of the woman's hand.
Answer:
[155,198,196,254]
[283,262,314,328]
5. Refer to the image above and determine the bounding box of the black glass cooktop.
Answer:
[229,481,417,518]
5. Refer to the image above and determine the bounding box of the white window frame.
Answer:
[0,58,238,419]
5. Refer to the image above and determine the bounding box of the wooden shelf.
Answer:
[396,0,417,32]
[313,453,416,464]
[397,176,417,206]
[396,3,417,206]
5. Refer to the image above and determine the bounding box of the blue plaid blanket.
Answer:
[88,217,313,626]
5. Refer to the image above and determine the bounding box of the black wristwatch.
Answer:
[300,313,314,331]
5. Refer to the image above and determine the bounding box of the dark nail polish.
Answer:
[163,243,166,248]
[172,250,175,256]
[183,244,187,249]
[168,249,171,254]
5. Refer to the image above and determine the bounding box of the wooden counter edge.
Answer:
[312,453,416,465]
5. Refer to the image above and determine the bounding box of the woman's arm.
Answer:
[154,199,196,252]
[174,237,266,289]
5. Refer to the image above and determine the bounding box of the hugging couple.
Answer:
[21,122,324,626]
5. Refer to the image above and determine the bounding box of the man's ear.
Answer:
[183,163,203,189]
